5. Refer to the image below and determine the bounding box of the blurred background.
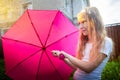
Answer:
[0,0,120,80]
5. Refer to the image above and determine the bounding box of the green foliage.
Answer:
[101,61,120,80]
[69,71,74,80]
[117,55,120,62]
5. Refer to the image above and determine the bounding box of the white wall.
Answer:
[32,0,65,10]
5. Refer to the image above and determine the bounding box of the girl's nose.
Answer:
[80,24,85,28]
[79,23,84,28]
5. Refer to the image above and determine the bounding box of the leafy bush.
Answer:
[101,61,120,80]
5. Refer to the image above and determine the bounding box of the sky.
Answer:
[90,0,120,25]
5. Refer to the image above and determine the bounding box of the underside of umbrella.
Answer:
[2,10,79,80]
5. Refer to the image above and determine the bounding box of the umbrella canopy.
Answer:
[2,10,79,80]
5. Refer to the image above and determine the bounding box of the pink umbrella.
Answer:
[2,10,79,80]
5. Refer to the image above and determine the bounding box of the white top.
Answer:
[73,37,113,80]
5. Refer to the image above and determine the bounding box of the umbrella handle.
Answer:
[59,53,65,60]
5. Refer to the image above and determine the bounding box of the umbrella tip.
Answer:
[42,46,46,51]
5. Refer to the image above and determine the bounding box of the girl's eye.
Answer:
[81,20,87,23]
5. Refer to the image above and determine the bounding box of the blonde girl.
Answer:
[52,7,113,80]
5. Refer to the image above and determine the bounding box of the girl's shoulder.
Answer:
[100,36,113,56]
[104,37,113,44]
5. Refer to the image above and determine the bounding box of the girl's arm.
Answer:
[64,58,77,69]
[52,50,77,69]
[61,51,106,73]
[52,50,106,73]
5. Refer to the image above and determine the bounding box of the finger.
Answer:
[51,50,59,56]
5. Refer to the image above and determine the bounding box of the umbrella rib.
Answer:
[2,37,41,48]
[6,49,41,74]
[47,30,79,47]
[44,11,59,46]
[44,50,64,80]
[36,50,44,80]
[27,10,44,46]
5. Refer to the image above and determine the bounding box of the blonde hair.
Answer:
[76,7,107,61]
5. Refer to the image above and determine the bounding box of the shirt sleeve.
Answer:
[100,37,113,56]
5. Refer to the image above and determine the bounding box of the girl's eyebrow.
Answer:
[78,20,87,24]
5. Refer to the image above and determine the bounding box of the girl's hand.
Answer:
[51,50,61,57]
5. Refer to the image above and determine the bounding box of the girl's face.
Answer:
[78,14,88,36]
